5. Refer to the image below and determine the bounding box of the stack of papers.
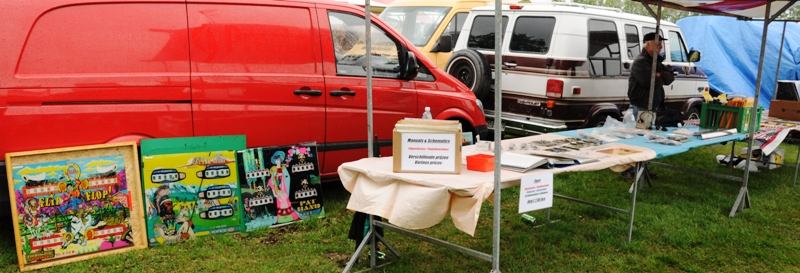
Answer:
[500,152,548,173]
[700,128,738,140]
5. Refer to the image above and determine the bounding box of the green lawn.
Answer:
[1,142,799,273]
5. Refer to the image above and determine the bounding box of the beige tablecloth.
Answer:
[339,134,657,236]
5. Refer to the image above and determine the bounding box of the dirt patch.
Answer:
[258,225,300,245]
[324,252,350,266]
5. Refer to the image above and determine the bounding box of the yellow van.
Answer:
[380,0,495,69]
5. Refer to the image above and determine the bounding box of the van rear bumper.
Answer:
[484,110,570,135]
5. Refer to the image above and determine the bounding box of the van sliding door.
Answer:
[187,1,326,155]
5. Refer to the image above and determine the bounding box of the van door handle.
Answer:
[330,90,357,96]
[293,89,322,96]
[502,61,517,69]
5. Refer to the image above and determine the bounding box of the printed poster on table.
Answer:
[237,143,324,231]
[5,143,147,271]
[518,173,553,213]
[400,132,457,173]
[141,136,245,246]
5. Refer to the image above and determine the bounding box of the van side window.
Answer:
[467,15,509,50]
[624,24,640,59]
[668,31,689,62]
[509,16,556,54]
[439,12,468,51]
[379,7,449,47]
[329,12,401,78]
[587,19,621,77]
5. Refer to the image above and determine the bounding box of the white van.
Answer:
[446,2,707,134]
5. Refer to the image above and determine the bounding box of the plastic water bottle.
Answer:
[421,106,433,119]
[521,214,536,225]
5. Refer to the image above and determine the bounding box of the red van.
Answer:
[0,0,486,179]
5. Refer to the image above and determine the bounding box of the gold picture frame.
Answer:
[5,142,147,271]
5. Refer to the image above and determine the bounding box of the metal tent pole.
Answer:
[773,21,787,97]
[365,1,379,269]
[731,1,772,217]
[491,0,502,272]
[646,1,663,113]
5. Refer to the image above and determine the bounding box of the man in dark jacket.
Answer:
[627,32,675,116]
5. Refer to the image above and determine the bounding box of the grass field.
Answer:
[1,142,799,273]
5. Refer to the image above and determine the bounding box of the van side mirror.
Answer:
[400,51,419,80]
[688,49,701,62]
[432,34,454,52]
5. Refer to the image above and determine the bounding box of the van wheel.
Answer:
[455,120,478,145]
[685,106,701,121]
[587,113,616,128]
[446,49,491,100]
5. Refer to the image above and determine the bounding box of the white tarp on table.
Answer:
[339,134,656,236]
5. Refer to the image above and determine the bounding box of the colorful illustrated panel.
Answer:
[142,151,243,245]
[5,143,146,271]
[141,136,245,246]
[237,143,324,231]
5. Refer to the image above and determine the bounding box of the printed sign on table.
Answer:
[399,132,458,173]
[5,143,147,271]
[141,136,245,246]
[237,143,324,231]
[518,173,553,213]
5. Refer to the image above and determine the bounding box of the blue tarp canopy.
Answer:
[677,16,800,107]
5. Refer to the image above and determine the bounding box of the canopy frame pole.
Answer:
[640,1,662,114]
[768,0,799,23]
[772,22,788,100]
[731,1,772,217]
[491,0,503,272]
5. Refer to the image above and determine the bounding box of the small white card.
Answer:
[518,173,553,213]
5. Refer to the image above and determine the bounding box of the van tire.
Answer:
[446,49,491,100]
[685,106,701,121]
[587,113,616,128]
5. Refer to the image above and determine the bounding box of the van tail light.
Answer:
[572,87,581,95]
[509,4,523,10]
[546,100,555,109]
[546,79,563,98]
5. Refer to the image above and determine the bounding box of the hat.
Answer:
[643,32,667,42]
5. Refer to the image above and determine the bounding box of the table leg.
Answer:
[369,215,377,268]
[343,230,374,273]
[546,208,552,222]
[728,142,737,168]
[628,162,643,242]
[794,144,800,188]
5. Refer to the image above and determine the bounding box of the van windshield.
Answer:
[380,6,450,47]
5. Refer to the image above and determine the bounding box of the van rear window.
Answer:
[467,16,508,50]
[624,24,640,59]
[509,16,556,54]
[587,19,621,77]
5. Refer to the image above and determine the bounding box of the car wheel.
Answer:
[587,113,616,128]
[446,49,491,100]
[685,106,701,121]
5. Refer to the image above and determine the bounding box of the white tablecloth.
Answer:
[339,134,657,236]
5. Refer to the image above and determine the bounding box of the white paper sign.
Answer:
[400,132,456,172]
[518,173,553,213]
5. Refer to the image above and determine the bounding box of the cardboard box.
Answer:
[769,100,800,121]
[392,119,462,174]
